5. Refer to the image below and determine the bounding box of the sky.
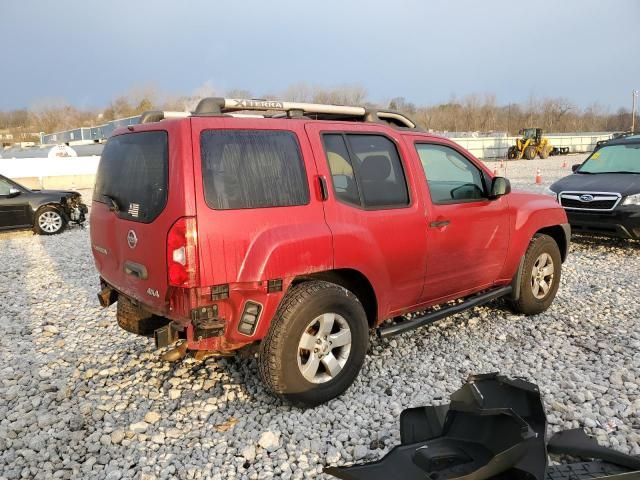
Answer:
[2,0,639,111]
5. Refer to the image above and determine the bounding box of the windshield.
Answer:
[579,143,640,174]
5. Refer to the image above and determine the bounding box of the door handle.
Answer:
[429,220,450,228]
[317,176,329,201]
[124,261,148,280]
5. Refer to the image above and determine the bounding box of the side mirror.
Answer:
[489,177,511,199]
[8,187,21,198]
[571,164,581,172]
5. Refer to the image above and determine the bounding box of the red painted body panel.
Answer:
[90,117,568,351]
[304,122,429,320]
[497,190,569,282]
[90,120,195,316]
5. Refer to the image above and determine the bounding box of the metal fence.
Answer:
[40,115,140,145]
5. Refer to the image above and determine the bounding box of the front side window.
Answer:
[201,130,309,210]
[324,133,409,209]
[416,143,486,204]
[0,178,12,195]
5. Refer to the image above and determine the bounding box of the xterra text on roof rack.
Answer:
[90,97,570,406]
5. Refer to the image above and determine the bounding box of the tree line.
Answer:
[1,83,637,144]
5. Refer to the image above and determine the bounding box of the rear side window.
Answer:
[200,130,309,210]
[324,133,409,209]
[93,131,168,223]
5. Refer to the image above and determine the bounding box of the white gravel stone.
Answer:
[258,431,281,452]
[242,444,257,462]
[144,411,162,424]
[129,421,149,433]
[0,157,638,478]
[110,430,125,444]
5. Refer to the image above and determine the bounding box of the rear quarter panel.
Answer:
[190,118,334,342]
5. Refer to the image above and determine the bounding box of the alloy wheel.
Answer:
[297,313,352,384]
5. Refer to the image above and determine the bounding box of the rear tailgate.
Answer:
[90,120,195,315]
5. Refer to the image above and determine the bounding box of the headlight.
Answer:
[622,193,640,206]
[543,187,558,201]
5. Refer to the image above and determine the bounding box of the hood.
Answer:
[31,189,80,196]
[550,173,640,196]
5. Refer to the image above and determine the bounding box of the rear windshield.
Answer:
[93,131,168,223]
[200,130,309,210]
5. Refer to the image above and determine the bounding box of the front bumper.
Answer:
[68,203,88,223]
[566,206,640,239]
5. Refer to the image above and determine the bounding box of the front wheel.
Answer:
[258,281,369,407]
[34,206,67,235]
[524,145,537,160]
[509,234,562,315]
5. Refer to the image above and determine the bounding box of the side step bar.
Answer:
[377,286,513,338]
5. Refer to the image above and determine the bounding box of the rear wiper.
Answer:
[103,194,120,212]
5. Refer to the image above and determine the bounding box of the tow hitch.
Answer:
[97,285,117,308]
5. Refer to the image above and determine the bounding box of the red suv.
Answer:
[90,98,570,406]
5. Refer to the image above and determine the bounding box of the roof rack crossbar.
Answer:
[139,97,418,129]
[194,97,417,128]
[139,111,190,124]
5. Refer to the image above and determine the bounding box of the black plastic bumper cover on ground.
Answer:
[325,373,640,480]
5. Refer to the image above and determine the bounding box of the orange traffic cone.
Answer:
[561,158,567,168]
[535,168,542,184]
[493,167,498,175]
[500,159,504,168]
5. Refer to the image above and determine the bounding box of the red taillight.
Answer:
[167,217,199,287]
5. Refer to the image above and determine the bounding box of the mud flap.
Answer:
[325,373,640,480]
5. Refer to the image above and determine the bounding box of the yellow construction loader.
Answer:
[507,128,559,160]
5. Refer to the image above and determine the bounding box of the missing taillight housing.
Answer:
[167,217,199,287]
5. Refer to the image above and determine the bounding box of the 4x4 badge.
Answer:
[127,230,138,249]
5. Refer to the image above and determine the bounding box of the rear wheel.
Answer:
[524,145,537,160]
[539,147,550,159]
[34,206,67,235]
[258,281,369,407]
[507,146,518,160]
[509,234,562,315]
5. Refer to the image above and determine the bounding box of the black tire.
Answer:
[509,234,562,315]
[539,148,550,159]
[116,295,169,336]
[524,145,537,160]
[34,206,67,235]
[507,146,518,160]
[258,280,369,407]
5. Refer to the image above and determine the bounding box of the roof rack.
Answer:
[139,97,418,129]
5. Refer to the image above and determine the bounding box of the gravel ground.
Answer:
[1,154,639,480]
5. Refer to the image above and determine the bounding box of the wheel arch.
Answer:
[34,202,68,221]
[291,268,378,328]
[535,224,569,262]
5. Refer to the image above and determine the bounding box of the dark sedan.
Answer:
[548,136,640,239]
[0,174,88,235]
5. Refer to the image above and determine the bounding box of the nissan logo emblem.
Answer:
[579,194,594,202]
[127,230,138,249]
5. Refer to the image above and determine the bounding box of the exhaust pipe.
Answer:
[97,285,117,308]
